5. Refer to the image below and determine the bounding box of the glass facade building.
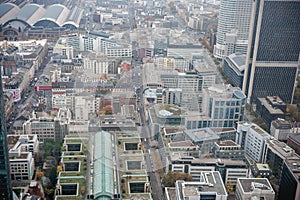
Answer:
[243,0,300,104]
[0,68,13,199]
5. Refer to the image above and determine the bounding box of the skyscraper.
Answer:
[243,0,300,104]
[0,67,13,199]
[214,0,253,59]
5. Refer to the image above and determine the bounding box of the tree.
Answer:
[226,181,233,193]
[104,105,113,115]
[36,171,44,180]
[162,171,192,187]
[49,167,57,186]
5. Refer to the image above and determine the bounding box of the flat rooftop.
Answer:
[177,171,227,198]
[258,98,285,114]
[215,140,239,147]
[184,128,219,143]
[238,178,274,193]
[169,140,197,148]
[256,163,271,171]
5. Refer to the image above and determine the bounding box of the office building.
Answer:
[214,140,245,160]
[223,53,246,89]
[214,0,253,59]
[263,138,300,199]
[175,171,228,200]
[236,178,275,200]
[202,85,246,128]
[243,0,300,104]
[169,156,248,189]
[256,96,286,130]
[287,134,300,156]
[0,68,13,199]
[270,118,292,141]
[236,122,270,162]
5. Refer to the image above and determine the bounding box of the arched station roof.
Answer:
[0,3,20,25]
[63,6,83,29]
[34,4,70,27]
[4,4,45,27]
[0,3,82,29]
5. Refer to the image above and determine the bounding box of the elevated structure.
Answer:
[1,3,83,29]
[4,4,45,27]
[94,131,116,200]
[0,3,20,25]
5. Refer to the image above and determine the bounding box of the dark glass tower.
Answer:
[242,0,300,104]
[0,68,13,199]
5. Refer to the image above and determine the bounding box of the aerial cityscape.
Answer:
[0,0,300,200]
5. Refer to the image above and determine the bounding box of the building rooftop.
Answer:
[258,97,285,114]
[271,118,291,129]
[169,140,197,148]
[215,140,239,147]
[226,53,246,73]
[0,3,20,24]
[266,139,295,159]
[9,3,45,27]
[184,128,219,143]
[288,133,300,143]
[256,163,271,171]
[238,178,274,193]
[94,131,114,199]
[176,171,227,199]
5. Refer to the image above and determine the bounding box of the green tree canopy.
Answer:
[162,171,192,187]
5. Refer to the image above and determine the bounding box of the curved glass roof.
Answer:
[0,3,20,24]
[36,4,69,27]
[63,6,83,28]
[1,3,81,29]
[9,4,45,27]
[94,131,114,200]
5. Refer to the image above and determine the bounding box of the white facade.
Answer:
[8,135,39,181]
[214,0,252,59]
[236,122,271,162]
[74,95,96,121]
[236,178,275,200]
[53,41,74,59]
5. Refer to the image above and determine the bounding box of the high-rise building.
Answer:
[243,0,300,104]
[214,0,253,59]
[0,68,13,199]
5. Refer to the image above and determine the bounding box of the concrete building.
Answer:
[214,0,252,59]
[270,118,291,141]
[55,136,88,199]
[175,171,227,200]
[242,0,300,104]
[184,128,220,155]
[250,163,272,178]
[116,131,152,199]
[236,178,275,200]
[256,96,286,130]
[236,122,270,162]
[202,85,246,128]
[263,138,300,199]
[169,156,248,189]
[53,38,74,59]
[214,140,244,160]
[1,65,13,199]
[287,134,300,156]
[23,111,70,143]
[7,135,39,181]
